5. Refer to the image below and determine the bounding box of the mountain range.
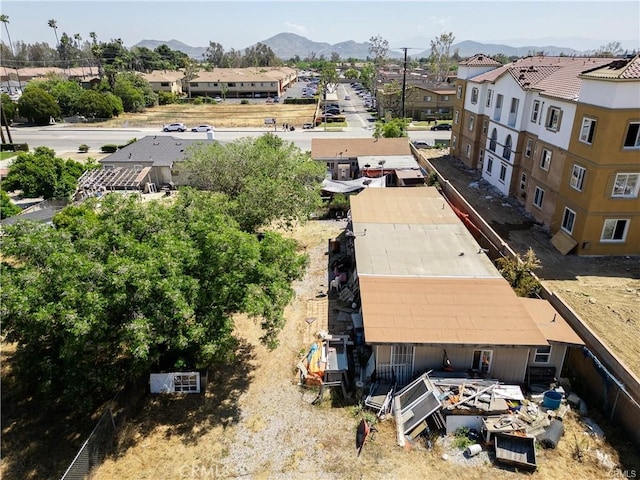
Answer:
[133,33,626,61]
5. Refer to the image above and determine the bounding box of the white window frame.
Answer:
[456,85,462,99]
[465,143,471,157]
[454,110,460,124]
[570,164,586,191]
[612,173,640,198]
[482,119,488,134]
[469,116,474,131]
[525,139,533,158]
[486,89,493,108]
[545,106,562,131]
[424,95,432,102]
[579,117,597,144]
[499,163,507,183]
[540,149,552,171]
[472,349,493,374]
[623,122,640,149]
[471,87,479,104]
[486,156,493,175]
[561,207,576,234]
[533,187,544,208]
[173,373,201,393]
[534,346,552,364]
[441,95,449,101]
[531,100,540,123]
[601,219,629,242]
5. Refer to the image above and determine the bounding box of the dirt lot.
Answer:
[99,103,318,129]
[85,219,635,480]
[424,151,640,378]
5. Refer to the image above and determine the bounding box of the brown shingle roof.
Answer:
[470,56,614,100]
[519,298,584,346]
[580,54,640,79]
[360,276,549,346]
[311,138,411,159]
[460,54,502,66]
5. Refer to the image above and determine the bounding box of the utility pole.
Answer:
[400,47,408,121]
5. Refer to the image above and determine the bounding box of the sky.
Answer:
[1,0,638,52]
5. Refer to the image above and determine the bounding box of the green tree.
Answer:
[17,87,60,125]
[1,190,308,411]
[0,189,21,219]
[76,89,122,118]
[373,117,409,138]
[2,147,88,199]
[113,71,157,112]
[595,41,624,57]
[1,93,17,124]
[181,134,325,232]
[496,248,542,298]
[343,67,359,79]
[430,32,456,82]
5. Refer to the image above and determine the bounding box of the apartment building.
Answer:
[452,54,640,255]
[185,67,297,99]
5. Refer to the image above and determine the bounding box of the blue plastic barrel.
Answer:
[543,390,562,410]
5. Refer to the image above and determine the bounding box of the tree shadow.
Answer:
[0,338,255,479]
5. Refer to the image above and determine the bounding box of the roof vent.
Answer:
[519,74,526,80]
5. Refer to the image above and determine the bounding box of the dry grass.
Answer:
[98,103,318,129]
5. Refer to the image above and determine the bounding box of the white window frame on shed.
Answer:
[150,372,201,394]
[472,349,493,374]
[534,345,552,363]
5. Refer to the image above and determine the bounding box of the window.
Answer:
[540,149,552,170]
[612,173,640,197]
[520,173,527,191]
[502,135,512,160]
[160,82,169,87]
[579,117,597,144]
[479,149,484,164]
[174,373,200,393]
[465,143,471,157]
[452,135,457,148]
[508,98,519,127]
[469,116,475,131]
[534,346,552,363]
[454,110,460,124]
[570,165,586,191]
[441,95,449,101]
[456,85,462,99]
[471,87,479,104]
[525,139,533,157]
[486,156,494,175]
[486,89,493,108]
[472,350,493,374]
[601,219,629,242]
[489,128,497,152]
[545,106,562,131]
[227,82,235,87]
[531,100,540,123]
[499,163,507,182]
[561,207,576,234]
[533,187,545,208]
[623,123,640,148]
[482,119,488,134]
[191,82,199,87]
[423,95,432,102]
[493,94,503,121]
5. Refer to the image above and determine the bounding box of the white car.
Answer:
[191,124,214,132]
[163,123,187,132]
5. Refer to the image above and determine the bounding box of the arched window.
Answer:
[489,129,498,152]
[503,135,512,160]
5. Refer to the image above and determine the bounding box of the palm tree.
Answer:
[48,19,59,50]
[0,15,23,92]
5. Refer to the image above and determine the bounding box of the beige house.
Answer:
[350,188,583,384]
[452,54,640,255]
[141,70,185,95]
[186,67,297,99]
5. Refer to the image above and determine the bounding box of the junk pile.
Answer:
[297,333,351,401]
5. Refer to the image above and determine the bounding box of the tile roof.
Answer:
[311,137,411,159]
[192,66,296,83]
[580,54,640,79]
[459,54,502,66]
[470,56,614,100]
[99,136,215,167]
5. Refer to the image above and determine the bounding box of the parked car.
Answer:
[412,140,430,149]
[191,124,213,132]
[431,123,452,131]
[163,123,187,132]
[303,122,314,129]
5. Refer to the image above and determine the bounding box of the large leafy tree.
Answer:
[1,147,89,199]
[373,118,409,138]
[0,189,21,219]
[112,71,157,112]
[181,134,326,232]
[17,86,60,125]
[76,89,123,118]
[430,32,456,82]
[1,189,308,411]
[1,93,17,124]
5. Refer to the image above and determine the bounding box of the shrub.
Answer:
[192,97,203,105]
[452,427,474,450]
[78,144,89,153]
[240,99,249,105]
[100,144,118,153]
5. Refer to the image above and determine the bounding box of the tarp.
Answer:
[322,176,386,193]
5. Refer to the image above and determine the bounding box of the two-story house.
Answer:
[452,54,640,255]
